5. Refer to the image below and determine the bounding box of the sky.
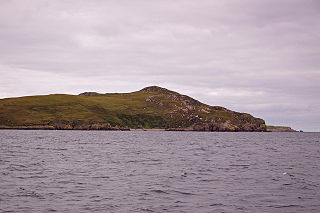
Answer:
[0,0,319,131]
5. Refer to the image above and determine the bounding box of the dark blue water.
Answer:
[0,130,319,213]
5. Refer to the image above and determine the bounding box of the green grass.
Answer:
[267,125,277,130]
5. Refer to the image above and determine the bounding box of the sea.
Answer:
[0,130,319,213]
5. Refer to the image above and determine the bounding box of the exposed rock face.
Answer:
[0,86,268,131]
[139,86,266,132]
[79,92,102,96]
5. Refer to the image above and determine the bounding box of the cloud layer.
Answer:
[1,0,319,131]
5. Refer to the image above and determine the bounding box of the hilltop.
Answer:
[0,86,267,131]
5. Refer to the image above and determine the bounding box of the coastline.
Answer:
[0,125,294,132]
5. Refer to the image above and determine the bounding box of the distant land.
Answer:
[266,125,297,132]
[0,86,296,132]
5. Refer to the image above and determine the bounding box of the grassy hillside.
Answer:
[0,86,266,131]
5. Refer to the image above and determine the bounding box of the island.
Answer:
[0,86,270,131]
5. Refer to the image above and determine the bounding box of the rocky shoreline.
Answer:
[0,125,268,132]
[0,125,299,132]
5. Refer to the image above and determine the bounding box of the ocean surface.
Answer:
[0,130,319,213]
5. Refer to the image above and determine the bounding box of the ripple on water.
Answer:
[0,131,319,213]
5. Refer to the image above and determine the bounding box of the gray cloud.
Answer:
[0,0,319,131]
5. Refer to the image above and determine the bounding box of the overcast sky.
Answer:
[0,0,319,131]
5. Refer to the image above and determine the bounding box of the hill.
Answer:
[0,86,266,131]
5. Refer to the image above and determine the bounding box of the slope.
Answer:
[0,86,266,131]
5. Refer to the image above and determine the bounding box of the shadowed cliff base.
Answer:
[0,86,268,132]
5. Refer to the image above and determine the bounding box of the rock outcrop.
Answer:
[78,92,102,96]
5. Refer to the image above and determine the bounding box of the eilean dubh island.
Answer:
[1,1,319,213]
[1,86,292,132]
